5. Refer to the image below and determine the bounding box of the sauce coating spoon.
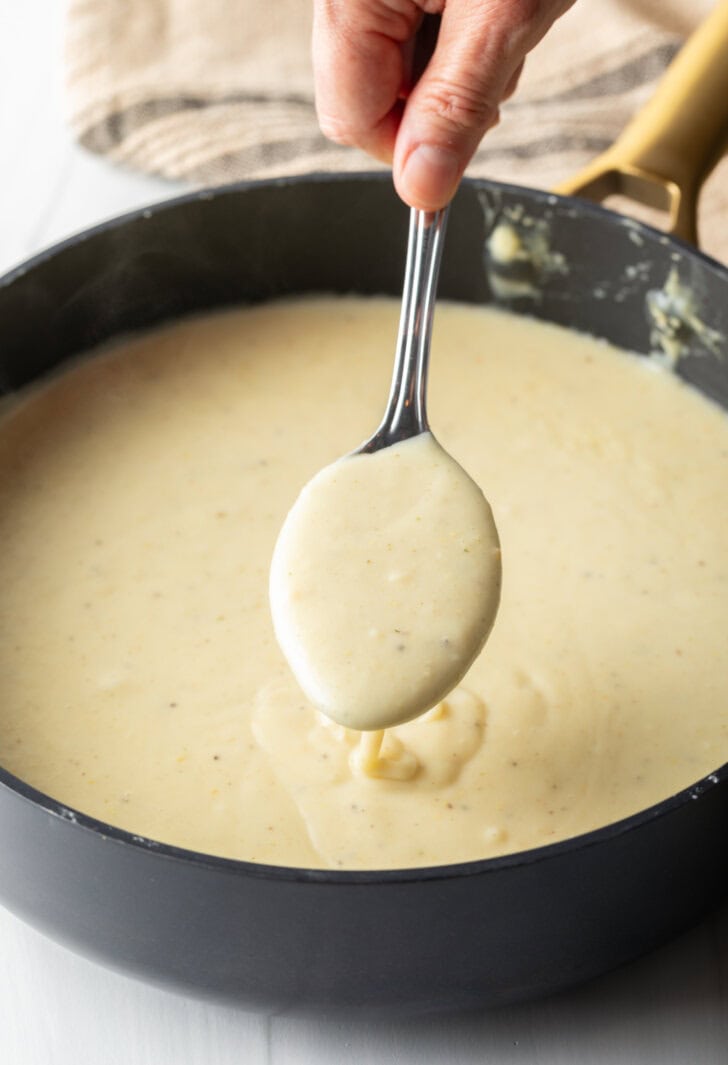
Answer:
[270,206,502,732]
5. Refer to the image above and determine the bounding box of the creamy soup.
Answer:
[0,297,726,870]
[269,432,502,731]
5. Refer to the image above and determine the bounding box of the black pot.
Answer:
[0,173,726,1014]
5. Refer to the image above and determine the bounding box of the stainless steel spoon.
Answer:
[269,201,502,732]
[356,206,449,454]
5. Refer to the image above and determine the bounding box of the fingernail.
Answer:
[400,144,461,209]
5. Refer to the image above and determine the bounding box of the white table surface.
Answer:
[1,3,727,1063]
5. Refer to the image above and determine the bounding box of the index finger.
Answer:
[312,0,423,162]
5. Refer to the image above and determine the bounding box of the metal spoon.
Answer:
[270,205,502,732]
[356,206,449,454]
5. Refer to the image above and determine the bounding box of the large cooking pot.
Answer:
[0,6,727,1015]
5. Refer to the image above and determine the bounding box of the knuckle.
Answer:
[422,76,498,134]
[334,1,417,44]
[316,111,358,147]
[494,0,573,50]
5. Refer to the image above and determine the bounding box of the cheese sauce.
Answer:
[0,297,726,869]
[269,432,501,731]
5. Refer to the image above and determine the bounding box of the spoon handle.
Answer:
[363,206,450,452]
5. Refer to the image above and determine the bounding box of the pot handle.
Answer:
[554,0,728,245]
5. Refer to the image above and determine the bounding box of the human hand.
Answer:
[312,1,575,210]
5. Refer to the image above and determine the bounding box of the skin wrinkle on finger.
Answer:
[313,0,449,152]
[314,72,403,159]
[313,0,577,208]
[313,30,402,152]
[402,0,558,141]
[394,0,576,206]
[408,71,503,137]
[392,5,519,202]
[323,0,422,46]
[313,1,423,155]
[313,0,521,151]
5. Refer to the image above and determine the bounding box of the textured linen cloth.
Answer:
[65,0,728,260]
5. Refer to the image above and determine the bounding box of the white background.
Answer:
[1,3,727,1062]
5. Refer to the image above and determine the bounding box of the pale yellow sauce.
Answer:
[0,297,727,870]
[269,433,501,731]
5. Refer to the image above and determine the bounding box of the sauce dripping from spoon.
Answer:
[269,208,502,732]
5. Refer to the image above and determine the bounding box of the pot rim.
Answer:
[2,170,728,294]
[1,756,726,884]
[1,169,726,886]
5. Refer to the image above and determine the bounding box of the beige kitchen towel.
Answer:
[65,0,728,260]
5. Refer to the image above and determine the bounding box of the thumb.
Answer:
[393,0,568,210]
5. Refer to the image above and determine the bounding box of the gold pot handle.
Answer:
[555,0,728,245]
